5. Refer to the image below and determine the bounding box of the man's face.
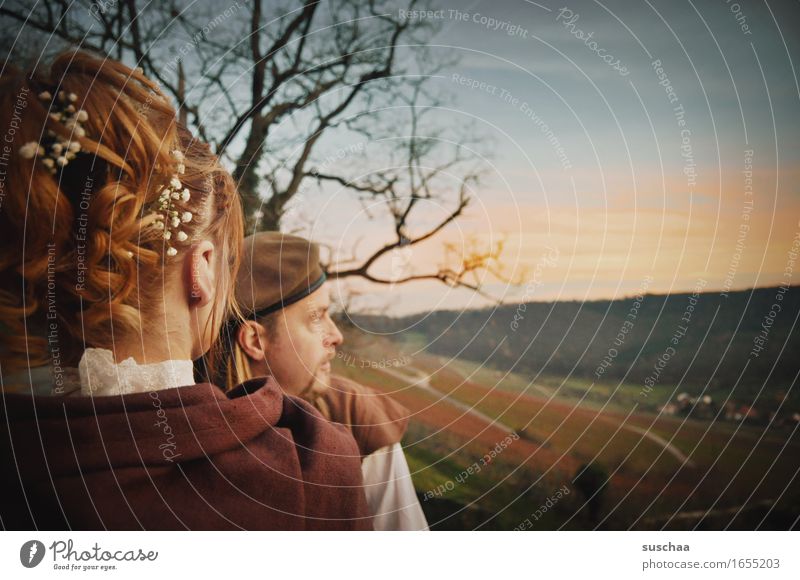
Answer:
[260,283,343,396]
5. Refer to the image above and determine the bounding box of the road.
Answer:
[377,366,517,436]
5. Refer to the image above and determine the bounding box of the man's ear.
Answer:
[184,240,216,308]
[237,320,268,360]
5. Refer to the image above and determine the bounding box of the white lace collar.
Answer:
[79,347,196,396]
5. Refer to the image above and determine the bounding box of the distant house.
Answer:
[666,393,716,420]
[662,403,678,415]
[675,393,694,415]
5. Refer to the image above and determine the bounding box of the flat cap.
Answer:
[235,232,326,318]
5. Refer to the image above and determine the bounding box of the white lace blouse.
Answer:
[78,347,196,396]
[8,347,197,396]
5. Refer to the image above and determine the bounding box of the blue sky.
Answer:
[288,0,800,315]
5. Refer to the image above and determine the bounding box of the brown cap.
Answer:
[235,232,326,318]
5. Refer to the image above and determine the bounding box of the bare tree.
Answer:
[0,0,515,300]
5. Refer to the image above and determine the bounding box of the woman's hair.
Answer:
[0,51,244,378]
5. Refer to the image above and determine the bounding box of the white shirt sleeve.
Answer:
[361,442,429,531]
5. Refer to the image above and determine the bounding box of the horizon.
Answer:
[343,281,799,319]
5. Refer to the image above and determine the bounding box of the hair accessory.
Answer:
[149,149,192,256]
[19,91,88,174]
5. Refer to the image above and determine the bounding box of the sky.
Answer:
[290,0,800,315]
[38,0,796,316]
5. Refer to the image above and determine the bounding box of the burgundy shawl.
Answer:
[0,377,372,530]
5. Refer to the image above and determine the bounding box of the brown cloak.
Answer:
[0,377,372,530]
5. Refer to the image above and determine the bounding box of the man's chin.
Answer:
[313,369,333,390]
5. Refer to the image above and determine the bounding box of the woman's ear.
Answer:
[184,240,216,308]
[237,320,268,360]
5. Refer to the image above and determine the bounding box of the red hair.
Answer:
[0,51,244,379]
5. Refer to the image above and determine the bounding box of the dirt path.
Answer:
[404,361,696,468]
[377,366,517,435]
[598,418,696,468]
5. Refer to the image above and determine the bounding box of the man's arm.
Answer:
[361,442,429,531]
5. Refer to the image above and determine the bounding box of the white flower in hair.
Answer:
[19,142,43,159]
[146,148,194,257]
[22,90,89,174]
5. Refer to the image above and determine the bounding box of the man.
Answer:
[221,232,429,531]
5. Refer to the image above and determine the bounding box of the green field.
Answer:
[334,328,800,530]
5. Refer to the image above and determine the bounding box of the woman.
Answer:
[0,51,371,530]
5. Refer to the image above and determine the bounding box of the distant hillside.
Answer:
[351,285,799,400]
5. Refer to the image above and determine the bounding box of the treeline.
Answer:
[354,286,799,398]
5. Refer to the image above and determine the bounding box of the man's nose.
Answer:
[325,320,344,347]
